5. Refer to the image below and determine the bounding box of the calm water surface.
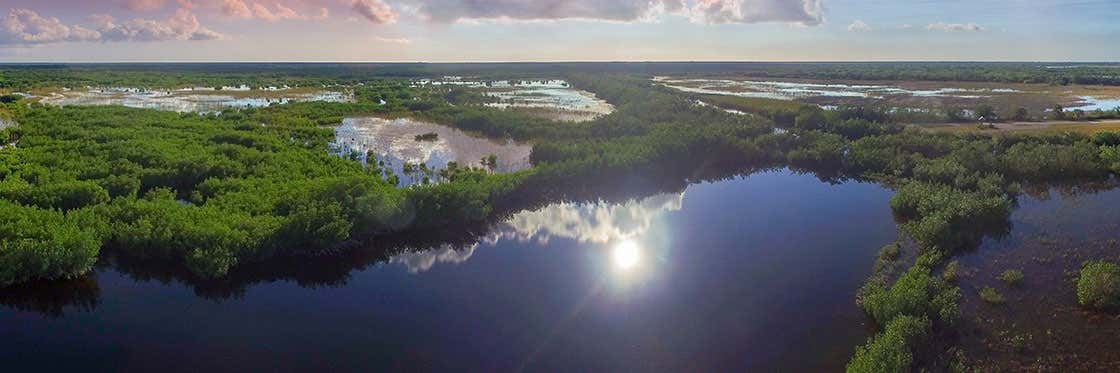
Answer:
[38,88,352,113]
[331,117,532,186]
[0,169,897,371]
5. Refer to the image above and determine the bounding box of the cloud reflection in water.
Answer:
[391,192,684,273]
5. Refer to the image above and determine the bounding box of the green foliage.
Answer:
[890,181,1010,252]
[1000,269,1024,286]
[872,242,902,274]
[975,105,997,121]
[0,201,103,286]
[979,286,1005,304]
[859,265,961,327]
[1001,141,1104,180]
[847,315,931,373]
[795,107,828,131]
[1077,261,1120,310]
[942,261,960,282]
[1098,144,1120,173]
[880,242,901,261]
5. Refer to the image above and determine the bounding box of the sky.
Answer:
[1,0,1117,62]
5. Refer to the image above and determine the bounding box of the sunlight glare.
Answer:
[612,239,641,270]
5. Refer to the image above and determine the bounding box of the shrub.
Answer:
[979,286,1005,304]
[880,242,902,261]
[942,261,959,282]
[1077,261,1120,309]
[890,181,1010,252]
[872,242,902,274]
[0,202,103,286]
[414,132,439,142]
[860,265,960,327]
[846,315,931,373]
[1000,269,1024,287]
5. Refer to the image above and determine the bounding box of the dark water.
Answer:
[0,169,898,371]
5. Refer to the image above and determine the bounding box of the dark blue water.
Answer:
[0,169,898,371]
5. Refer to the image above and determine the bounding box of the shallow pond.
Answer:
[417,78,614,122]
[483,80,614,122]
[38,87,352,113]
[331,117,532,186]
[953,183,1120,369]
[1070,96,1120,112]
[0,169,899,370]
[655,77,1020,102]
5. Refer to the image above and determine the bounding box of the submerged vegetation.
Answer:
[1000,269,1024,286]
[5,63,1120,370]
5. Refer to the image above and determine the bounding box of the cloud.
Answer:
[222,0,329,21]
[373,36,411,44]
[0,8,222,45]
[352,0,398,24]
[408,0,681,23]
[1,9,101,44]
[221,0,254,18]
[926,22,984,32]
[687,0,824,25]
[189,27,223,40]
[847,19,870,32]
[93,9,223,41]
[125,0,168,12]
[404,0,823,26]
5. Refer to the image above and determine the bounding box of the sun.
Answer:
[612,239,641,270]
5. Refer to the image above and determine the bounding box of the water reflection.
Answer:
[483,80,615,122]
[656,76,1021,101]
[386,192,682,273]
[391,243,479,274]
[500,193,683,244]
[414,78,615,122]
[1071,96,1120,112]
[38,87,352,113]
[0,275,99,317]
[0,169,905,371]
[331,117,532,186]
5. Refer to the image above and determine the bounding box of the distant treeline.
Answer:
[3,62,1120,90]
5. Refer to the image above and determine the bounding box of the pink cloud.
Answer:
[221,0,253,18]
[2,8,101,44]
[373,36,411,44]
[352,0,397,24]
[221,0,329,22]
[403,0,824,25]
[1,8,222,45]
[125,0,169,12]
